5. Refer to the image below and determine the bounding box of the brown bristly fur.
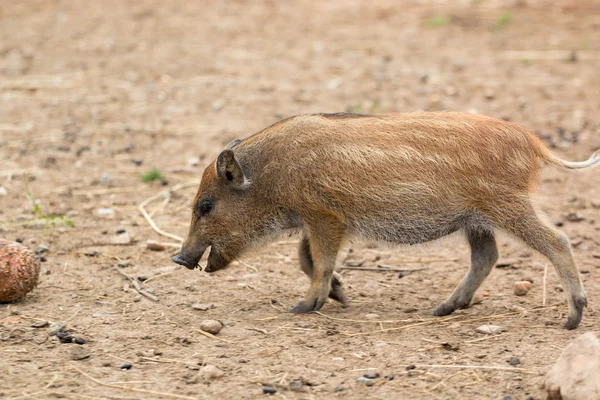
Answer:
[174,112,599,329]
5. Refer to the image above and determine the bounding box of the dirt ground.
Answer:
[1,1,600,399]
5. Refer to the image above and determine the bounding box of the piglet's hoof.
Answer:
[290,298,320,314]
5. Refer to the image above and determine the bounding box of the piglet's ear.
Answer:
[216,150,249,189]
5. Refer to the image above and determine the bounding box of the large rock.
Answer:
[545,332,600,400]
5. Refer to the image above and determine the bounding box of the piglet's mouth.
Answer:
[172,246,230,273]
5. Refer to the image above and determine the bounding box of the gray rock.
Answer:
[199,365,224,380]
[70,346,91,360]
[545,332,600,399]
[49,322,67,336]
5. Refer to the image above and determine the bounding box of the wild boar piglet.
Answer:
[173,112,600,329]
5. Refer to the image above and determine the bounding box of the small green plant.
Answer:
[494,11,512,30]
[25,193,74,228]
[426,15,450,28]
[142,167,164,183]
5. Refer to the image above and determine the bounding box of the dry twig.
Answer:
[115,267,159,302]
[139,180,199,242]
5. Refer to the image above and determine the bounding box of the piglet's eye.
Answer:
[197,199,214,216]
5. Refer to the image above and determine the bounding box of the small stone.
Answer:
[476,325,503,334]
[74,337,87,345]
[591,200,600,209]
[100,173,112,185]
[365,313,379,320]
[137,276,148,282]
[514,281,532,296]
[97,208,115,216]
[70,346,91,360]
[120,363,132,370]
[565,212,585,222]
[484,88,495,100]
[593,254,600,259]
[344,258,365,267]
[262,386,277,395]
[49,322,67,336]
[116,228,126,234]
[508,357,521,366]
[118,261,133,268]
[334,386,345,392]
[384,375,395,380]
[35,245,50,254]
[398,272,405,278]
[406,364,416,370]
[146,240,166,251]
[356,377,375,386]
[132,159,143,166]
[555,221,564,227]
[555,285,564,292]
[503,396,513,400]
[363,373,380,379]
[111,233,131,245]
[199,320,223,335]
[522,277,534,284]
[192,303,213,311]
[0,186,7,196]
[57,331,73,343]
[442,342,460,351]
[132,295,142,302]
[200,365,224,379]
[31,320,49,328]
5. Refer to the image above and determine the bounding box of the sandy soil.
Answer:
[1,1,600,399]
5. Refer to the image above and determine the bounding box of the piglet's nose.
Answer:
[172,254,195,270]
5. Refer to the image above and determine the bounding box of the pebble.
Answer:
[591,200,600,209]
[406,364,416,370]
[334,386,345,392]
[97,208,115,216]
[31,320,49,328]
[522,277,534,284]
[132,295,142,302]
[35,245,50,254]
[398,272,405,278]
[199,320,223,335]
[57,331,74,343]
[503,396,513,400]
[565,212,585,222]
[508,357,521,366]
[363,373,380,379]
[356,377,375,386]
[514,281,532,296]
[365,313,379,319]
[262,386,277,395]
[101,173,112,185]
[49,322,67,336]
[118,261,133,268]
[111,233,131,245]
[146,240,166,251]
[70,346,91,360]
[137,276,148,282]
[132,159,143,166]
[476,325,503,334]
[191,303,213,311]
[116,228,126,234]
[555,285,564,292]
[74,337,87,345]
[120,363,132,370]
[0,186,7,196]
[200,365,224,379]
